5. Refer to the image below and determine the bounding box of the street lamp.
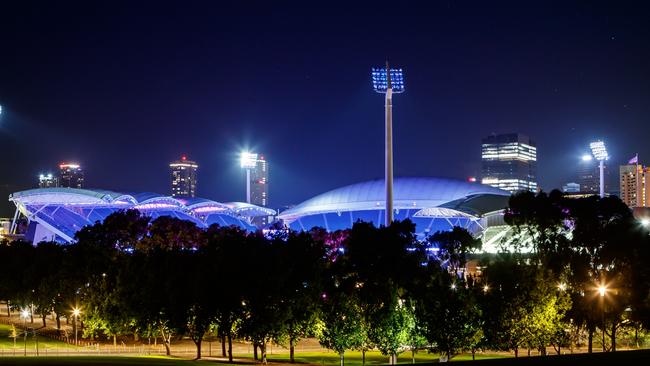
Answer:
[597,285,607,352]
[240,152,258,204]
[589,141,609,198]
[372,63,404,225]
[558,283,567,291]
[20,308,29,356]
[640,218,650,228]
[72,308,81,346]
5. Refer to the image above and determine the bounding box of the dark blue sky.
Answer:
[1,1,650,215]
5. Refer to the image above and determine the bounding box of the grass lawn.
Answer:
[0,323,76,352]
[0,355,208,365]
[241,350,507,365]
[0,350,646,366]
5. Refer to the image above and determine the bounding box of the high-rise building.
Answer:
[59,163,84,188]
[38,173,58,188]
[620,163,650,208]
[240,152,270,226]
[578,158,610,194]
[481,133,537,193]
[170,156,198,197]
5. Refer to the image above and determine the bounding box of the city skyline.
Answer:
[2,1,650,216]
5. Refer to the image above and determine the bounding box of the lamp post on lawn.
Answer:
[72,308,81,346]
[20,308,29,356]
[598,285,607,352]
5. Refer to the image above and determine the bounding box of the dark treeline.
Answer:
[1,191,650,363]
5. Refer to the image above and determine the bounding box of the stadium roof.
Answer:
[9,188,276,243]
[278,177,510,221]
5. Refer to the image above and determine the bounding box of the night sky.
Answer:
[1,1,650,216]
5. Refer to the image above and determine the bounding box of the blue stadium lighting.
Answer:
[371,67,405,93]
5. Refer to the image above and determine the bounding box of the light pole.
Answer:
[589,141,609,198]
[72,308,80,346]
[240,152,258,204]
[20,309,29,356]
[372,63,404,225]
[598,285,607,352]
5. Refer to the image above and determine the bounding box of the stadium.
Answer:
[277,177,511,240]
[8,188,275,244]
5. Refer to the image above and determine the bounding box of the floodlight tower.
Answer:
[240,152,258,204]
[589,140,609,198]
[372,62,404,225]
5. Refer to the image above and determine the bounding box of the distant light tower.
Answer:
[589,140,609,198]
[372,63,404,225]
[240,152,258,204]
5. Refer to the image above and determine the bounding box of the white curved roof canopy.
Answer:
[279,177,509,221]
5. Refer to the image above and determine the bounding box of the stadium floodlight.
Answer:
[371,67,405,94]
[589,140,609,161]
[240,152,258,203]
[581,154,593,161]
[240,152,258,169]
[372,62,405,226]
[589,140,608,198]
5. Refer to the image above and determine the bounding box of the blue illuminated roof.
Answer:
[278,177,509,221]
[9,188,276,244]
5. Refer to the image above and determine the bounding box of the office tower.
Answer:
[170,156,198,197]
[38,173,58,188]
[620,163,650,208]
[578,158,610,194]
[59,163,84,188]
[481,133,537,193]
[240,152,270,226]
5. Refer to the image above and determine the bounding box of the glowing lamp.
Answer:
[240,152,258,169]
[371,67,405,93]
[589,141,609,161]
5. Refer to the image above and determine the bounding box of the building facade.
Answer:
[59,163,84,188]
[481,133,537,193]
[577,159,608,194]
[562,182,580,193]
[250,155,268,208]
[38,173,58,188]
[620,164,650,208]
[170,156,198,198]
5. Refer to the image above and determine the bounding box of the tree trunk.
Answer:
[339,352,344,366]
[611,322,616,352]
[588,326,594,353]
[412,348,415,364]
[362,349,366,366]
[159,325,172,356]
[221,334,226,357]
[227,332,233,362]
[194,339,202,360]
[514,348,518,358]
[6,300,9,316]
[42,313,47,327]
[254,342,258,360]
[56,314,61,330]
[261,340,267,364]
[472,349,475,361]
[290,338,295,363]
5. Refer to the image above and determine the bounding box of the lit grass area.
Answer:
[0,356,209,365]
[0,324,77,351]
[239,350,507,365]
